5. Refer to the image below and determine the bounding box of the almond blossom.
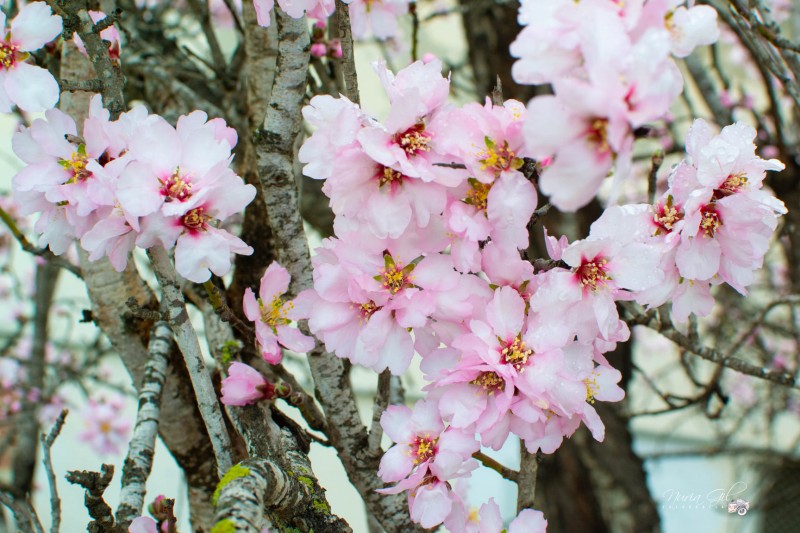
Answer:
[78,396,132,456]
[0,2,62,112]
[346,0,409,40]
[243,262,315,364]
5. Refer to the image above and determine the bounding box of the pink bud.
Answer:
[310,42,327,58]
[220,362,270,406]
[328,39,342,59]
[720,90,733,108]
[761,145,779,159]
[422,53,437,64]
[313,20,327,30]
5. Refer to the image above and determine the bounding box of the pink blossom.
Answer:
[509,509,548,533]
[310,42,327,58]
[378,399,478,486]
[220,362,274,406]
[78,397,131,456]
[345,0,409,40]
[243,262,315,364]
[298,231,450,374]
[523,89,631,211]
[0,2,62,112]
[445,498,501,532]
[128,517,158,533]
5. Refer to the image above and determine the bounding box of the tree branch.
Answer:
[66,465,116,533]
[41,410,68,533]
[517,449,539,513]
[115,320,172,529]
[473,451,519,482]
[147,246,233,476]
[213,436,351,533]
[623,303,798,389]
[335,0,360,104]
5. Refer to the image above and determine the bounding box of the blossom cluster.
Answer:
[512,0,720,211]
[11,95,256,282]
[287,56,565,530]
[624,119,787,322]
[286,29,788,525]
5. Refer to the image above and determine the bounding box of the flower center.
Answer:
[576,258,611,291]
[477,138,519,173]
[377,166,405,189]
[396,123,431,156]
[0,39,26,71]
[653,196,683,234]
[260,295,291,330]
[714,172,748,199]
[500,337,533,371]
[469,371,506,394]
[584,374,598,404]
[357,301,380,324]
[59,146,93,184]
[409,434,438,464]
[376,254,414,294]
[464,179,492,212]
[700,204,721,237]
[587,118,611,154]
[99,421,112,434]
[181,207,211,232]
[160,169,193,202]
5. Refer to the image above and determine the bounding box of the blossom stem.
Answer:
[473,451,519,482]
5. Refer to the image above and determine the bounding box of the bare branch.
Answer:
[147,246,234,476]
[623,303,798,389]
[473,451,519,482]
[66,465,116,533]
[116,321,173,529]
[213,432,351,532]
[41,410,69,533]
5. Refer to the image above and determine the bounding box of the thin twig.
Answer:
[65,465,116,533]
[473,451,519,482]
[623,302,799,389]
[41,410,68,533]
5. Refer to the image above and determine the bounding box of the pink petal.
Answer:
[11,2,62,51]
[4,63,59,112]
[276,325,315,353]
[260,261,291,301]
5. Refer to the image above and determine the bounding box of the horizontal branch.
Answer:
[623,303,798,389]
